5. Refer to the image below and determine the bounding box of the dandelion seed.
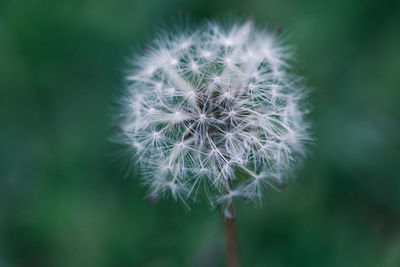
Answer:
[117,19,310,215]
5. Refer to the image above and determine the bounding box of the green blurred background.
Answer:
[1,0,400,266]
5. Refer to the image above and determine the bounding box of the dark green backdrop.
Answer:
[1,0,399,266]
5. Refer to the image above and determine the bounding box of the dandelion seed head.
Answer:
[118,20,310,211]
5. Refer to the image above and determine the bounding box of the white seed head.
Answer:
[118,20,310,214]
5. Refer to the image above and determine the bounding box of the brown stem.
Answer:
[224,201,240,267]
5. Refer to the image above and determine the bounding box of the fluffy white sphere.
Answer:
[118,20,310,214]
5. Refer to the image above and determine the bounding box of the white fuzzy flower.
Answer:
[117,20,310,215]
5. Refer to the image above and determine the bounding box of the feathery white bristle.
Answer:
[118,20,310,212]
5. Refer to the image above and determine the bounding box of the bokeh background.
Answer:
[1,0,400,266]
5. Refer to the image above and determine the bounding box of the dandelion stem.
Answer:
[224,201,240,267]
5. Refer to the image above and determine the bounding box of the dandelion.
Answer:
[116,19,310,267]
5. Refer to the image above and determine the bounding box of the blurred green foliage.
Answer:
[1,0,400,266]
